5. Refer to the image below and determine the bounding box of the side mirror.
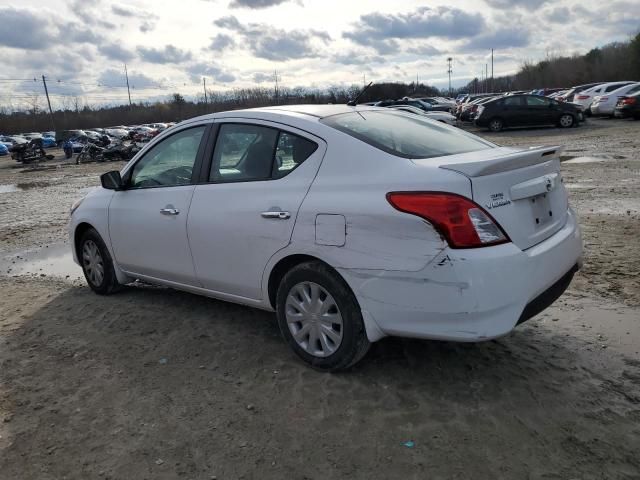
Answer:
[101,170,124,190]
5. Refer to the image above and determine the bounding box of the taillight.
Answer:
[599,97,608,102]
[623,97,637,105]
[386,192,510,249]
[576,95,590,100]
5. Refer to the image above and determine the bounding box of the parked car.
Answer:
[0,135,27,146]
[42,136,57,148]
[69,105,582,371]
[461,96,498,122]
[556,83,603,103]
[590,83,640,117]
[56,130,87,145]
[614,91,640,119]
[475,94,584,131]
[415,97,454,112]
[0,143,8,156]
[105,128,130,140]
[386,105,458,125]
[572,82,636,114]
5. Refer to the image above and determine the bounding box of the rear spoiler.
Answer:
[438,146,565,177]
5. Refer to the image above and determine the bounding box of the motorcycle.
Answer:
[11,138,54,164]
[76,138,105,164]
[102,141,140,161]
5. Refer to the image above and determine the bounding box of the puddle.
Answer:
[0,244,83,280]
[564,183,595,189]
[563,157,608,164]
[561,154,629,164]
[0,181,52,194]
[0,184,19,194]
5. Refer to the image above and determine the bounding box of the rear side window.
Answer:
[605,84,627,92]
[503,96,523,106]
[526,96,551,106]
[210,123,317,182]
[321,110,494,159]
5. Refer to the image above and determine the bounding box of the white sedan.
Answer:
[590,82,640,116]
[69,105,582,370]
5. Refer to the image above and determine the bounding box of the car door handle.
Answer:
[261,211,291,219]
[160,208,180,215]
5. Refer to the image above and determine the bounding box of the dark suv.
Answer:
[475,94,584,132]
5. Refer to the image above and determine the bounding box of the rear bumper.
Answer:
[340,208,582,342]
[590,104,613,115]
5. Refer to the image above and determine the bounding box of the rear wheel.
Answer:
[276,261,370,371]
[488,118,504,132]
[559,114,574,128]
[79,228,121,295]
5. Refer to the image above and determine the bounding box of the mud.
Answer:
[0,118,639,479]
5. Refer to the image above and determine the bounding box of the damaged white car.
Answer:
[69,105,583,370]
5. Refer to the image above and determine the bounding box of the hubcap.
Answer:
[490,120,501,130]
[285,282,343,358]
[82,240,104,286]
[560,115,572,127]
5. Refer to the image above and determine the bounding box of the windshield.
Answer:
[321,110,494,159]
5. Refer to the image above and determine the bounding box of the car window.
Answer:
[129,126,205,189]
[321,110,494,159]
[503,96,523,106]
[273,132,317,179]
[627,84,640,94]
[526,96,551,106]
[211,124,278,182]
[605,84,626,92]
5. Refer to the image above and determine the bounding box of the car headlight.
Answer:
[70,196,86,216]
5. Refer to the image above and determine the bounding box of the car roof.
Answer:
[188,104,381,123]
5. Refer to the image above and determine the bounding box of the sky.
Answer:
[0,0,638,109]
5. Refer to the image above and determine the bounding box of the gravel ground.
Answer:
[0,117,639,479]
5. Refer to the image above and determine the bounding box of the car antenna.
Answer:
[347,82,373,106]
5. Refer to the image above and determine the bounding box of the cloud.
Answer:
[140,21,156,33]
[406,44,442,56]
[461,26,531,51]
[137,45,193,64]
[229,0,295,8]
[253,72,273,83]
[484,0,550,10]
[543,6,571,24]
[98,43,136,62]
[98,69,159,89]
[0,7,56,49]
[111,4,137,17]
[186,62,236,83]
[209,33,236,50]
[214,15,330,61]
[332,51,386,65]
[343,6,485,54]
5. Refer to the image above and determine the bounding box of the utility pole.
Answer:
[363,73,366,88]
[485,63,488,93]
[491,49,494,93]
[203,77,208,105]
[447,57,453,96]
[273,70,280,105]
[41,75,55,131]
[124,64,132,109]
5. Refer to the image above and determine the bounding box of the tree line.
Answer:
[0,82,440,135]
[463,32,640,93]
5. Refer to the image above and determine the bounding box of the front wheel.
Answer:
[559,114,574,128]
[79,228,121,295]
[276,261,370,371]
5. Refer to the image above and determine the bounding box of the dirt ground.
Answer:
[0,117,639,479]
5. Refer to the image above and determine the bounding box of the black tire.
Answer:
[488,117,504,132]
[78,228,121,295]
[558,113,574,128]
[276,261,370,371]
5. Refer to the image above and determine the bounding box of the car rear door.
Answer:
[187,120,327,300]
[108,124,210,285]
[524,95,555,125]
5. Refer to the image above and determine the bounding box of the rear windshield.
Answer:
[321,110,494,159]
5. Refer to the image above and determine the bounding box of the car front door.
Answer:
[501,96,526,126]
[108,124,209,285]
[524,95,554,125]
[187,121,326,300]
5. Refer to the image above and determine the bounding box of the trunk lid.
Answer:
[413,146,569,251]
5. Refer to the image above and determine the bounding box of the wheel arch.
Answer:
[265,252,386,343]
